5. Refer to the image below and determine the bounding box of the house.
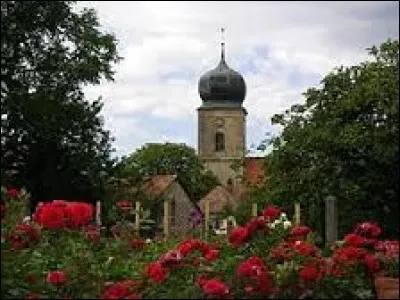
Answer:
[198,185,237,229]
[141,174,200,236]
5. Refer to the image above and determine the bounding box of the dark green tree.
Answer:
[1,1,121,208]
[118,142,219,202]
[255,39,399,239]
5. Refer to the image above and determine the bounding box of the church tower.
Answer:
[197,29,247,187]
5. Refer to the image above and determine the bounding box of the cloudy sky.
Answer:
[77,1,399,158]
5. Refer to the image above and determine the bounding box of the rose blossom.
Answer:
[291,225,311,237]
[176,239,201,256]
[203,248,220,261]
[262,205,281,220]
[67,202,94,228]
[228,226,249,247]
[343,233,365,247]
[46,270,67,285]
[299,264,318,283]
[34,203,68,229]
[201,279,229,297]
[145,262,168,283]
[118,200,132,211]
[364,254,381,274]
[6,188,21,198]
[159,250,183,267]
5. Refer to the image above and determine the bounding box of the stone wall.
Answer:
[164,181,194,235]
[198,106,246,186]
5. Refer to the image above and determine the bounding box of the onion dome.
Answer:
[198,29,246,106]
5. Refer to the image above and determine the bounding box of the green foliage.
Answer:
[255,39,399,239]
[1,1,121,207]
[118,143,220,202]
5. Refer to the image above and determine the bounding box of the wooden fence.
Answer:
[95,198,337,244]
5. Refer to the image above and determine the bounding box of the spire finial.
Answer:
[220,27,225,62]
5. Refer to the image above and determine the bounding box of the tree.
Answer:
[255,39,399,239]
[1,1,121,208]
[118,143,220,202]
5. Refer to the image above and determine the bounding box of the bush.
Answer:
[1,186,399,299]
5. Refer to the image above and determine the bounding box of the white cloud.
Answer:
[76,1,399,157]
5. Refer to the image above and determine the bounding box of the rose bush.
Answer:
[1,186,399,299]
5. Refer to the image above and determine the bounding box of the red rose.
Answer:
[35,203,68,229]
[102,282,131,299]
[159,250,183,267]
[15,223,41,244]
[204,248,219,261]
[375,240,399,258]
[246,256,265,266]
[236,256,272,295]
[145,262,168,283]
[344,233,365,247]
[299,264,318,283]
[67,202,94,228]
[257,273,273,295]
[333,246,367,264]
[293,241,317,256]
[228,226,249,247]
[118,200,132,211]
[269,242,295,262]
[6,188,21,198]
[262,205,281,220]
[364,254,380,274]
[353,222,382,239]
[237,256,266,278]
[291,225,311,237]
[46,270,66,285]
[245,216,266,234]
[202,279,229,297]
[176,239,201,256]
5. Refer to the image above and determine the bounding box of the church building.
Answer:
[197,31,264,203]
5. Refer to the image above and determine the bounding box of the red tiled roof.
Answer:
[199,185,236,214]
[244,157,265,186]
[141,174,177,199]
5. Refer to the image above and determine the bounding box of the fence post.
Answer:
[164,200,169,240]
[135,201,141,234]
[95,201,101,226]
[251,203,258,217]
[204,198,210,241]
[325,195,338,246]
[294,202,301,226]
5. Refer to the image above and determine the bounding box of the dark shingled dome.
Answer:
[198,43,246,106]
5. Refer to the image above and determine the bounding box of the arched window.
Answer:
[215,132,225,151]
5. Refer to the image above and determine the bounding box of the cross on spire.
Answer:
[220,28,225,62]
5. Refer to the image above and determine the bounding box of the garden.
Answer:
[1,2,399,299]
[1,187,398,299]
